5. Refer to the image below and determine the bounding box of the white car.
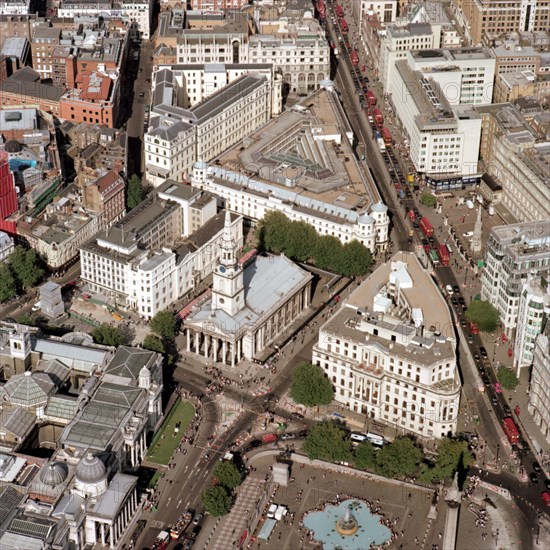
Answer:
[445,285,454,295]
[463,231,474,238]
[31,301,41,311]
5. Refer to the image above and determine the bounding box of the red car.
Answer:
[541,491,550,507]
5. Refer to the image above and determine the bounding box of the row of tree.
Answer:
[0,246,44,303]
[257,211,372,277]
[303,421,473,482]
[202,460,243,517]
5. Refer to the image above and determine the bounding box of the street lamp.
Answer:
[495,444,500,464]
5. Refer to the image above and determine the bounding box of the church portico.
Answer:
[184,213,313,367]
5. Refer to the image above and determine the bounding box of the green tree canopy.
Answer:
[142,334,165,354]
[303,421,353,462]
[17,313,37,326]
[339,240,373,277]
[465,300,500,333]
[257,212,372,276]
[0,263,17,303]
[202,485,232,517]
[213,461,242,490]
[9,246,44,290]
[150,310,177,340]
[374,437,422,478]
[420,438,473,484]
[354,441,377,471]
[497,366,519,390]
[290,362,334,407]
[420,192,437,207]
[92,323,125,346]
[127,174,144,210]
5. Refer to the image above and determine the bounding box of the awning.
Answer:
[257,518,277,540]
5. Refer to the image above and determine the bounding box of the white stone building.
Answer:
[80,181,244,318]
[248,16,330,95]
[0,230,14,261]
[529,321,550,445]
[0,0,30,15]
[191,162,389,253]
[145,73,277,187]
[481,220,550,335]
[121,0,153,40]
[184,211,313,367]
[513,277,550,375]
[312,252,461,439]
[390,49,494,187]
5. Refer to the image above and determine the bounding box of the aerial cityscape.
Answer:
[0,0,549,549]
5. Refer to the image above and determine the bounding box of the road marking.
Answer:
[184,465,188,473]
[166,497,172,508]
[202,470,209,478]
[177,499,182,508]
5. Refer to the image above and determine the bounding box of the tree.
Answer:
[314,236,343,271]
[0,263,17,303]
[420,192,437,207]
[354,441,377,471]
[420,438,473,484]
[142,334,165,354]
[374,437,422,478]
[497,366,519,390]
[17,314,37,326]
[9,246,44,290]
[465,300,500,333]
[257,211,291,253]
[202,485,232,517]
[127,174,143,210]
[150,310,177,340]
[92,323,125,346]
[290,362,334,407]
[339,240,373,276]
[303,421,353,462]
[213,461,242,490]
[285,220,318,262]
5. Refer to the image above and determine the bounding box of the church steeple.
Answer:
[219,210,239,268]
[211,212,245,316]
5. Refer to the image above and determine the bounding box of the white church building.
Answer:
[184,212,313,367]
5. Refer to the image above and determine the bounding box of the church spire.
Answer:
[219,210,238,267]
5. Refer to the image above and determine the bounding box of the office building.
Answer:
[312,252,461,439]
[529,320,550,445]
[481,220,550,335]
[145,73,276,187]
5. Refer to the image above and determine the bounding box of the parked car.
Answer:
[494,383,502,393]
[467,334,474,344]
[545,479,550,490]
[453,285,460,294]
[192,514,203,526]
[281,433,296,441]
[479,347,488,359]
[445,285,454,295]
[542,491,550,507]
[451,297,459,307]
[31,301,41,311]
[530,472,539,484]
[458,297,466,310]
[533,462,542,474]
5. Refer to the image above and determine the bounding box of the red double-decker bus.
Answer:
[335,5,344,18]
[373,107,383,128]
[381,127,392,147]
[350,50,359,65]
[340,19,348,34]
[502,417,519,445]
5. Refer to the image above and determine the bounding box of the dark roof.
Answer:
[1,69,64,102]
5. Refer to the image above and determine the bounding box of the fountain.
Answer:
[303,499,392,549]
[336,505,359,536]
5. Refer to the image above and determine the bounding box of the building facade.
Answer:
[184,211,313,366]
[528,320,550,446]
[481,220,550,335]
[191,162,390,253]
[513,277,550,374]
[145,73,276,187]
[313,253,461,439]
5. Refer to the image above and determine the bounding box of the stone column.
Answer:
[237,339,241,361]
[186,328,191,352]
[109,523,115,548]
[194,331,199,355]
[100,523,105,546]
[231,342,235,368]
[204,335,209,359]
[213,338,218,363]
[222,340,227,364]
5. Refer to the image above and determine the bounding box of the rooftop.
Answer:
[186,254,312,336]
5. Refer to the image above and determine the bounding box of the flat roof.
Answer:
[186,254,312,335]
[91,473,137,519]
[348,251,453,335]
